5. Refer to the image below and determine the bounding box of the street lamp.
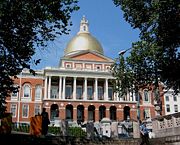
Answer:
[118,48,132,55]
[118,48,141,122]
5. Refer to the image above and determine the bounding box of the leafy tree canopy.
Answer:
[113,0,180,93]
[0,0,79,117]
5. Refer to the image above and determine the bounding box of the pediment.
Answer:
[64,51,114,62]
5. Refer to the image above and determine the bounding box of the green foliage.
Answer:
[48,126,61,135]
[12,123,30,133]
[0,0,79,117]
[68,127,86,138]
[111,54,134,98]
[113,0,180,92]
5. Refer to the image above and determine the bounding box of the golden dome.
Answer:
[64,16,104,56]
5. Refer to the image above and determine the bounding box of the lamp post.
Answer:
[118,48,141,122]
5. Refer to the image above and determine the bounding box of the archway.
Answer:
[66,104,73,121]
[88,105,95,121]
[99,106,106,121]
[110,106,117,121]
[77,105,84,124]
[50,104,59,120]
[124,106,130,120]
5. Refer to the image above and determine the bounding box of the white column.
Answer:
[73,77,76,100]
[44,76,48,99]
[59,77,62,99]
[48,76,51,99]
[105,78,108,101]
[84,77,87,100]
[94,78,98,100]
[133,91,136,101]
[62,77,66,99]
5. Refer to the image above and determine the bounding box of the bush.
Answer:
[68,127,86,138]
[48,126,61,135]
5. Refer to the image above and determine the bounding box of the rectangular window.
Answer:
[22,104,29,118]
[144,90,149,102]
[144,108,151,119]
[174,105,178,112]
[135,92,140,101]
[173,95,177,101]
[34,105,41,115]
[165,96,169,101]
[108,87,113,100]
[12,91,18,98]
[51,86,58,99]
[65,86,72,99]
[76,86,83,99]
[98,86,104,100]
[10,104,17,117]
[166,104,170,112]
[35,85,42,100]
[87,86,93,100]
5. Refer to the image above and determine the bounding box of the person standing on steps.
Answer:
[140,121,150,145]
[41,108,50,136]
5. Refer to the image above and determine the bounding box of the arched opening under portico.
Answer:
[88,105,95,122]
[50,104,59,120]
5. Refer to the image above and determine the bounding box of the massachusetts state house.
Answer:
[6,16,162,124]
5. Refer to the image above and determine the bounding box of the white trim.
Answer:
[10,104,17,118]
[22,104,29,118]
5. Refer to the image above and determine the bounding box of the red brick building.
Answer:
[6,16,164,124]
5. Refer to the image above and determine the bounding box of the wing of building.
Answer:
[6,16,162,124]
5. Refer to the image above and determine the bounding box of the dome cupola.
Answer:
[64,16,104,56]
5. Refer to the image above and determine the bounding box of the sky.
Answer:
[32,0,140,70]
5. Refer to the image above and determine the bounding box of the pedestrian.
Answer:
[140,121,150,145]
[41,108,50,136]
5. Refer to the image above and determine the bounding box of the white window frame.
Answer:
[22,104,29,118]
[173,95,177,101]
[11,84,18,99]
[23,84,31,98]
[144,108,151,119]
[166,104,170,112]
[34,105,41,116]
[174,105,178,113]
[10,104,17,118]
[35,85,42,100]
[165,95,169,101]
[143,89,150,102]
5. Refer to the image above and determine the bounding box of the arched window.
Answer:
[51,104,59,120]
[23,84,31,98]
[88,105,95,121]
[35,85,42,100]
[66,104,73,121]
[99,106,106,121]
[123,106,130,120]
[110,106,117,121]
[77,105,84,124]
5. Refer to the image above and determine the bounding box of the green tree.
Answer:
[0,0,79,117]
[113,0,180,92]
